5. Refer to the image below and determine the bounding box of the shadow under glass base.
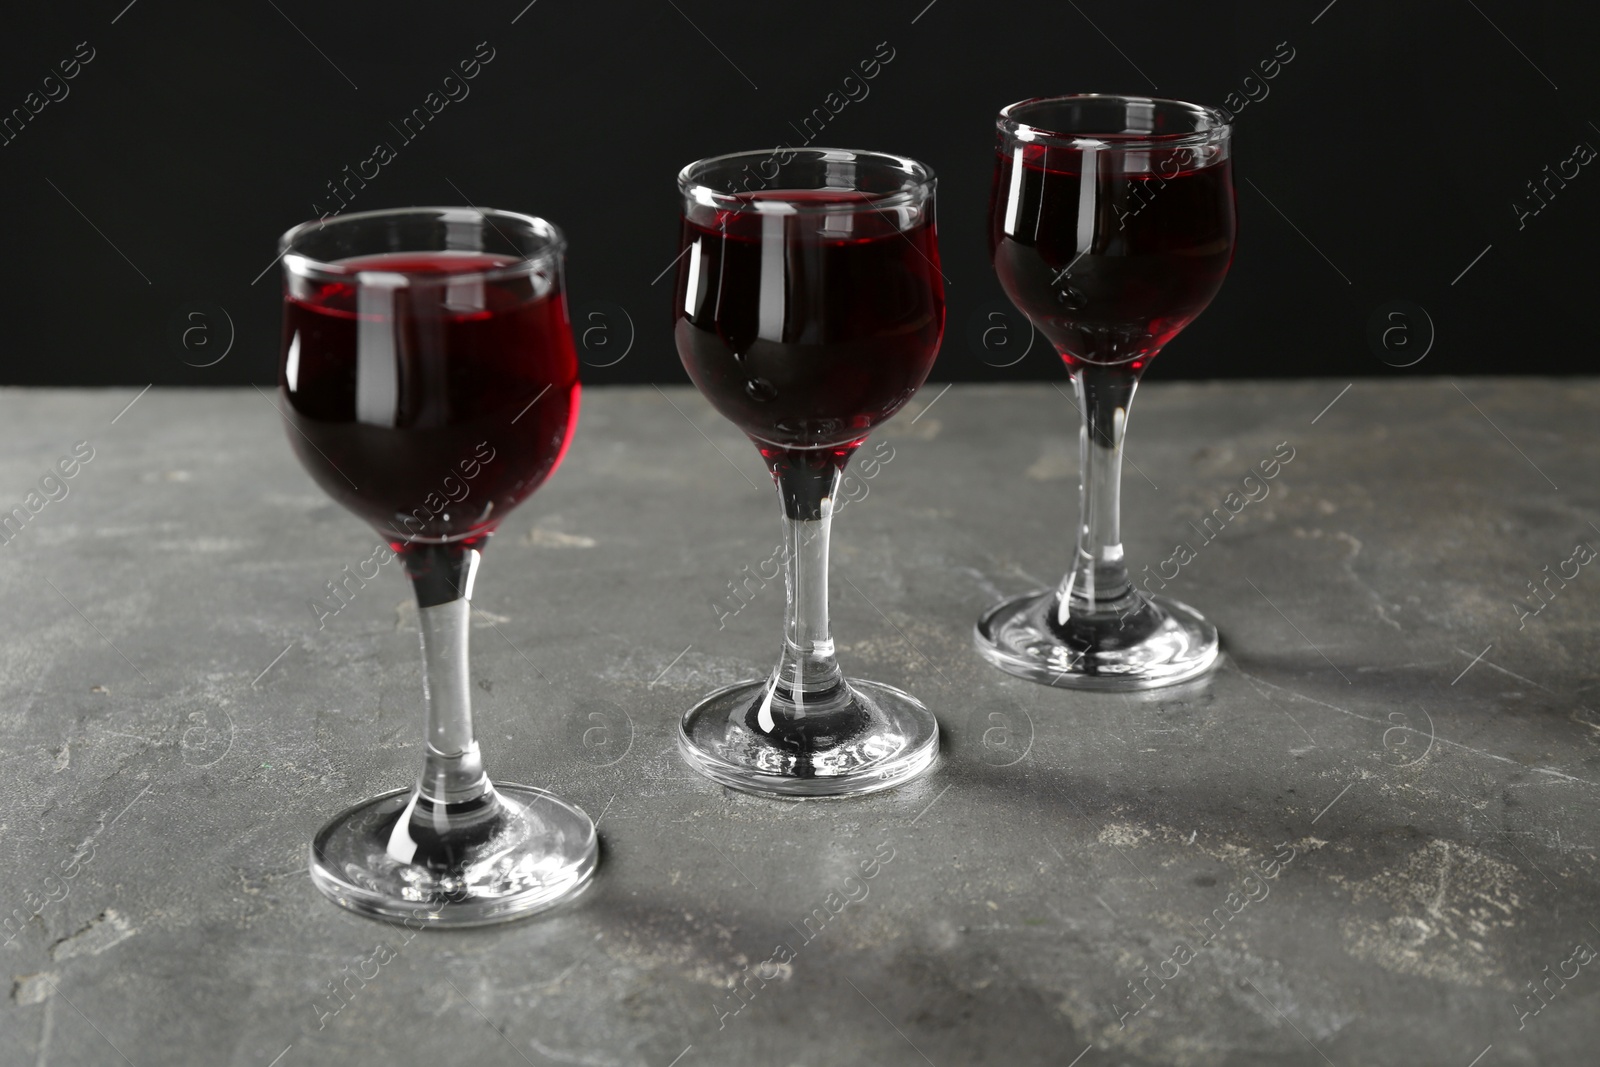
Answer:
[974,589,1219,691]
[679,678,939,798]
[309,782,598,927]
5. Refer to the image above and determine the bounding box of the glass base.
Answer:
[974,590,1219,691]
[309,782,598,927]
[679,678,939,798]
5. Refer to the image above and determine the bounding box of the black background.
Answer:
[0,0,1594,386]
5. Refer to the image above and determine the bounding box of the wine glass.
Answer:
[278,206,597,924]
[975,95,1237,689]
[672,148,945,797]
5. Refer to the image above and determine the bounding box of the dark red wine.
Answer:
[281,251,579,550]
[990,143,1234,370]
[673,190,944,470]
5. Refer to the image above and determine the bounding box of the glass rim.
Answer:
[997,94,1232,151]
[677,147,937,215]
[278,206,566,285]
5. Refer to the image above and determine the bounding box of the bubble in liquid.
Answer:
[744,378,777,401]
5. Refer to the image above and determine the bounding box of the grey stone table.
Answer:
[0,380,1596,1067]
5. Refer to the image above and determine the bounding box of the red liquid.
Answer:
[990,143,1234,369]
[280,251,579,550]
[673,190,945,472]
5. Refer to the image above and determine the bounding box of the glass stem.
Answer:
[763,458,849,724]
[1059,364,1141,620]
[404,543,491,806]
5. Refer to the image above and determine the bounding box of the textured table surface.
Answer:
[0,380,1597,1067]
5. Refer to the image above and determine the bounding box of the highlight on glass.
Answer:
[975,95,1237,689]
[278,206,597,924]
[672,147,945,797]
